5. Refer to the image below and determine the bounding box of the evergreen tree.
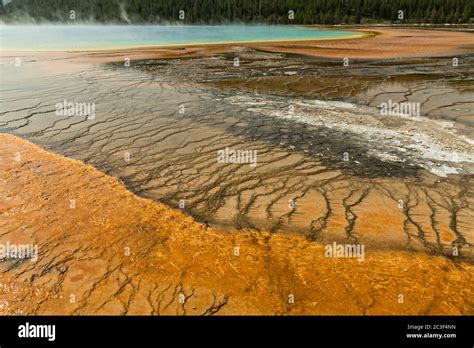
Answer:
[0,0,472,25]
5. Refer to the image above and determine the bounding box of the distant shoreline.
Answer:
[0,25,366,52]
[1,27,472,60]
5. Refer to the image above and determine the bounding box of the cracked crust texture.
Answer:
[0,134,472,315]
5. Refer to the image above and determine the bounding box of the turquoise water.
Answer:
[0,25,359,50]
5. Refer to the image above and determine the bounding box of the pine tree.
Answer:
[462,5,471,23]
[0,0,470,25]
[430,7,438,23]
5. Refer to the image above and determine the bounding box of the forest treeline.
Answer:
[0,0,472,24]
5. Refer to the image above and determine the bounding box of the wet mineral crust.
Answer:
[0,134,472,315]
